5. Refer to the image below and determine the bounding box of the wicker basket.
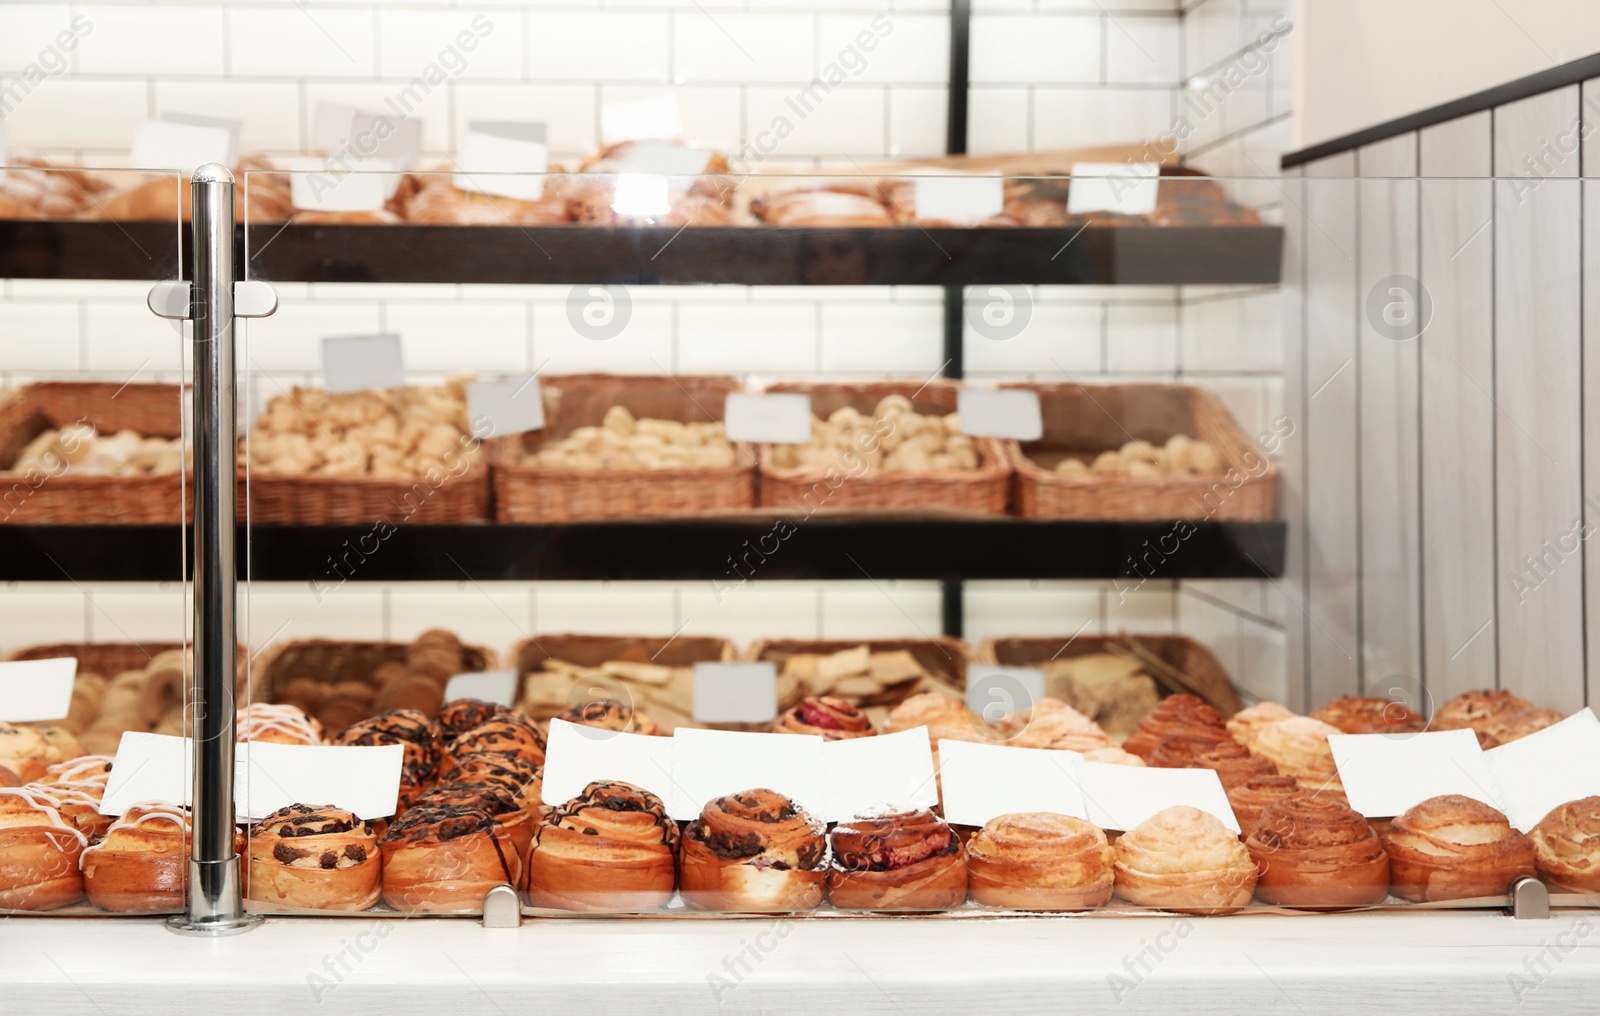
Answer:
[976,633,1242,717]
[748,636,972,704]
[512,633,739,732]
[9,642,183,675]
[0,382,187,524]
[1001,382,1276,521]
[252,637,497,707]
[244,465,490,525]
[757,380,1010,516]
[488,374,755,522]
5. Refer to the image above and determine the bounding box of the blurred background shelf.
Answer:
[0,518,1286,583]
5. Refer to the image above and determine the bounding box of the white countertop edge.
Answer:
[2,909,1597,1015]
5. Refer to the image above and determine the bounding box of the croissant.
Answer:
[0,787,88,910]
[1311,696,1427,735]
[247,804,381,911]
[1123,694,1227,760]
[774,697,877,740]
[678,789,827,912]
[828,808,967,911]
[1383,795,1535,902]
[998,698,1109,750]
[524,781,679,912]
[967,812,1115,910]
[1531,796,1600,893]
[1247,792,1390,907]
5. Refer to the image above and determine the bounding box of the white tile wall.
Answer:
[0,0,1291,701]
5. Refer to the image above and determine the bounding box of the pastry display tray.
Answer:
[0,219,1284,286]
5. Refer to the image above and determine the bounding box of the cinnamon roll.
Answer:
[828,808,967,911]
[1311,696,1427,735]
[774,697,877,740]
[380,803,522,912]
[1123,695,1227,760]
[554,699,661,737]
[1112,805,1258,915]
[335,709,442,811]
[1226,701,1296,751]
[1251,716,1341,778]
[679,789,827,912]
[237,703,323,745]
[247,804,381,911]
[438,699,513,741]
[1382,795,1535,902]
[1151,733,1278,791]
[443,714,548,768]
[413,782,534,858]
[0,787,87,910]
[82,803,216,914]
[438,754,544,821]
[524,781,679,912]
[1531,796,1600,893]
[1227,774,1302,838]
[1246,792,1391,907]
[0,723,64,783]
[967,812,1115,910]
[1433,689,1535,735]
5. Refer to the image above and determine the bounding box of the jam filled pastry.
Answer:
[236,703,324,745]
[1122,695,1228,760]
[1246,792,1391,907]
[1112,806,1258,915]
[1311,696,1428,735]
[1531,796,1600,893]
[83,803,226,914]
[1382,795,1535,902]
[0,787,88,910]
[553,699,662,737]
[524,781,679,912]
[380,803,522,913]
[678,789,827,912]
[336,709,443,811]
[966,812,1115,911]
[247,804,381,911]
[828,808,968,911]
[442,714,548,769]
[773,697,877,740]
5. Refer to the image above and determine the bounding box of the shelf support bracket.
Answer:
[148,281,277,321]
[482,883,522,928]
[1510,876,1551,920]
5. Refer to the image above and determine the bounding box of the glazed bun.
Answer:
[1382,794,1535,902]
[967,812,1114,910]
[1112,806,1257,915]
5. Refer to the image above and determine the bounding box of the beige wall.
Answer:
[1294,0,1600,147]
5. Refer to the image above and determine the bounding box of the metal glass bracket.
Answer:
[1510,876,1551,920]
[482,884,522,929]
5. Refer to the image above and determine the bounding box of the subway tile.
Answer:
[242,300,383,374]
[531,300,674,375]
[887,86,947,158]
[1106,584,1177,632]
[819,582,942,639]
[389,302,529,374]
[1234,616,1288,703]
[0,78,150,151]
[1183,0,1243,75]
[1106,303,1178,372]
[301,82,452,155]
[819,302,943,374]
[388,582,533,655]
[453,84,599,160]
[82,583,185,645]
[1182,579,1263,619]
[242,581,388,645]
[673,12,815,84]
[600,85,741,150]
[678,302,817,374]
[84,301,188,375]
[968,86,1031,155]
[527,12,669,82]
[0,585,87,656]
[818,12,947,85]
[744,85,886,158]
[963,299,1102,374]
[963,580,1102,645]
[230,7,377,79]
[1032,87,1175,150]
[0,5,72,73]
[971,14,1100,86]
[154,82,303,154]
[377,9,521,82]
[0,303,81,371]
[76,5,224,77]
[1177,587,1241,680]
[532,582,678,635]
[1104,14,1182,86]
[679,582,820,644]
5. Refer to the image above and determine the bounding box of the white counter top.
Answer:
[3,909,1597,1015]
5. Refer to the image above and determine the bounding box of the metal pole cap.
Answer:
[193,163,234,185]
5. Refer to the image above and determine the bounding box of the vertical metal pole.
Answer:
[939,0,971,638]
[167,164,260,936]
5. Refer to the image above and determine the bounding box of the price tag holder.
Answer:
[130,118,234,175]
[1485,709,1600,831]
[823,726,938,822]
[0,657,76,723]
[542,718,676,807]
[692,662,778,724]
[724,392,812,444]
[616,141,712,200]
[467,375,545,440]
[1080,761,1238,833]
[935,738,1088,828]
[102,732,190,816]
[1068,162,1160,216]
[958,389,1043,441]
[321,333,405,394]
[913,174,1003,223]
[1329,729,1499,818]
[288,156,394,213]
[456,121,549,201]
[669,727,824,821]
[237,742,405,820]
[443,669,519,707]
[602,94,683,144]
[964,664,1045,726]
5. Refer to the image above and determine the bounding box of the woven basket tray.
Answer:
[9,642,183,675]
[757,380,1010,516]
[512,633,739,731]
[244,466,490,525]
[488,374,755,522]
[748,636,972,707]
[1002,382,1276,521]
[0,382,187,524]
[252,637,497,713]
[976,633,1242,717]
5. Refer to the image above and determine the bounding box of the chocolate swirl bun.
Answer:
[1433,689,1535,735]
[775,697,877,740]
[336,709,443,811]
[828,808,967,911]
[1311,696,1427,735]
[1123,695,1228,760]
[967,812,1114,910]
[554,699,661,736]
[525,781,679,912]
[1113,805,1258,915]
[380,803,522,912]
[247,804,381,911]
[1226,774,1302,839]
[679,789,827,911]
[413,781,533,858]
[1151,733,1278,792]
[1246,792,1391,907]
[438,754,544,821]
[1382,795,1535,902]
[1532,796,1600,893]
[443,714,548,769]
[0,787,88,910]
[437,699,513,741]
